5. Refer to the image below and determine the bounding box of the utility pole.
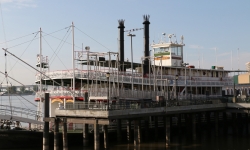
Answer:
[124,28,143,90]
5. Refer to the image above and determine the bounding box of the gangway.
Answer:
[0,104,43,125]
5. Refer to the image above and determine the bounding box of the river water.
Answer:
[1,95,250,150]
[3,134,250,150]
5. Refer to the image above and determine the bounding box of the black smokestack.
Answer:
[143,15,150,75]
[118,19,125,66]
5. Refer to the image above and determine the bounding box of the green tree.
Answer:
[7,86,17,94]
[20,86,25,93]
[33,85,38,92]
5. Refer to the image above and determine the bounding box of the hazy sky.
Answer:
[0,0,250,85]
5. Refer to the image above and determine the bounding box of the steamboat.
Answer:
[33,15,246,127]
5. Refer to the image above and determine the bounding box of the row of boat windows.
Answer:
[154,47,182,56]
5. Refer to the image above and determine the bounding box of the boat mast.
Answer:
[39,28,42,93]
[72,22,75,105]
[38,27,42,125]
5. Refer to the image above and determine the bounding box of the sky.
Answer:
[0,0,250,87]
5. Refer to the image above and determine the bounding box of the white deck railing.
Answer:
[35,70,233,87]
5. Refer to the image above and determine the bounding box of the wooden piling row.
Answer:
[44,107,250,150]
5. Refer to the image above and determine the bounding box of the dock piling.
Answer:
[154,116,158,141]
[104,125,109,149]
[223,112,228,135]
[215,112,219,137]
[43,93,50,150]
[117,119,122,142]
[62,118,68,150]
[165,116,170,147]
[54,118,59,150]
[127,119,132,142]
[192,114,196,140]
[134,119,139,146]
[83,124,89,146]
[144,119,149,141]
[94,120,100,150]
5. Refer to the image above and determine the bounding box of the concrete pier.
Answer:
[144,119,149,141]
[62,118,68,150]
[238,113,243,135]
[197,113,202,134]
[205,112,211,133]
[223,112,228,135]
[103,125,108,149]
[83,124,89,146]
[134,119,139,146]
[192,114,196,140]
[165,116,170,147]
[154,116,158,141]
[54,118,59,150]
[246,113,249,134]
[232,113,236,135]
[43,93,50,150]
[127,119,132,142]
[117,119,122,142]
[178,114,182,135]
[94,120,100,150]
[185,114,191,136]
[53,99,250,149]
[138,120,141,143]
[215,112,219,137]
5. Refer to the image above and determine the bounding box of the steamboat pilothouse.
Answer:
[34,15,240,119]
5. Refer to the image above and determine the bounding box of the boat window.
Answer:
[170,46,182,56]
[154,47,170,56]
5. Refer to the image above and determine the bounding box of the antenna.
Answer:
[202,51,204,68]
[85,46,90,51]
[168,34,172,43]
[231,50,233,70]
[214,47,217,66]
[162,33,166,42]
[174,34,177,44]
[198,46,200,68]
[237,48,239,72]
[180,35,184,44]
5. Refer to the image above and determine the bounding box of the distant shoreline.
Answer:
[0,93,35,96]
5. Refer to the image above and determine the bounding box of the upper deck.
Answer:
[35,68,234,87]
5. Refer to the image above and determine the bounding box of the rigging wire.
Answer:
[4,55,13,119]
[0,32,38,85]
[3,69,13,119]
[42,25,71,37]
[13,95,29,108]
[0,83,2,107]
[15,95,35,107]
[0,32,38,45]
[0,22,77,120]
[0,53,37,85]
[0,70,37,107]
[43,35,70,71]
[5,26,71,50]
[48,26,71,62]
[0,26,72,84]
[75,26,112,51]
[43,26,72,65]
[42,30,82,50]
[2,48,74,95]
[7,37,40,49]
[0,1,7,48]
[4,32,39,79]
